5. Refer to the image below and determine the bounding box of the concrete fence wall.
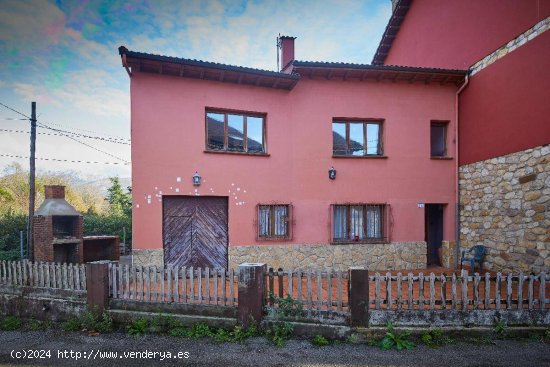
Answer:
[1,261,549,331]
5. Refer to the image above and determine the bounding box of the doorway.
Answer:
[163,196,228,268]
[425,204,444,266]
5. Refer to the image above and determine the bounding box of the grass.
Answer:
[377,321,415,351]
[312,335,329,347]
[420,328,453,348]
[127,318,148,336]
[0,316,22,331]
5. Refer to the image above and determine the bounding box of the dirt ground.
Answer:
[0,329,549,367]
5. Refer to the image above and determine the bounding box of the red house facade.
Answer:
[374,0,550,273]
[119,36,466,270]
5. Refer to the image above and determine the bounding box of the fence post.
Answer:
[349,267,369,327]
[86,261,111,313]
[237,263,266,329]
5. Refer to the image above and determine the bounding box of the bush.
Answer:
[83,213,131,246]
[169,327,191,338]
[421,328,452,348]
[80,309,113,333]
[189,323,214,338]
[269,294,303,318]
[127,318,148,336]
[265,321,293,347]
[1,315,22,331]
[312,335,329,347]
[62,318,82,332]
[26,319,50,331]
[0,212,27,261]
[378,321,415,351]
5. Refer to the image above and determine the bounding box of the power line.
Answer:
[42,120,130,141]
[0,117,28,121]
[0,101,131,143]
[0,101,130,163]
[0,128,131,145]
[36,121,130,163]
[38,125,130,143]
[0,102,30,119]
[0,153,130,165]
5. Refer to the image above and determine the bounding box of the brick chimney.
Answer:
[44,185,65,199]
[279,36,296,73]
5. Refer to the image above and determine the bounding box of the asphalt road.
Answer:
[0,330,549,367]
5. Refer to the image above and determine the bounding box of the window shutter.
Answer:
[384,204,392,243]
[287,204,293,240]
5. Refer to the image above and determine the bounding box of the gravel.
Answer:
[0,330,549,367]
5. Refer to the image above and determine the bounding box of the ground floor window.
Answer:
[332,203,386,243]
[257,204,292,240]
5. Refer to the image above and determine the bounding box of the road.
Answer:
[0,330,548,366]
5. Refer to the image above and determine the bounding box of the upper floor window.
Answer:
[206,110,265,154]
[331,203,387,243]
[257,204,292,240]
[430,121,448,157]
[332,120,383,156]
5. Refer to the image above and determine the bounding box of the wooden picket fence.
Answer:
[109,263,238,306]
[266,268,349,314]
[369,270,549,311]
[0,260,86,291]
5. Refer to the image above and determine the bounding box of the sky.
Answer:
[0,0,392,180]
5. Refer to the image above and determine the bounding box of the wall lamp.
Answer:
[192,171,202,186]
[328,166,337,180]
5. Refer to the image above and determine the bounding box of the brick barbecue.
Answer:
[33,185,83,263]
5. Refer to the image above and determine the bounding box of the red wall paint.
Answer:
[459,30,550,165]
[385,0,550,69]
[130,73,458,251]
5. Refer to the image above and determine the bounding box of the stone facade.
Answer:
[229,242,427,271]
[459,144,550,273]
[132,249,164,267]
[441,240,456,269]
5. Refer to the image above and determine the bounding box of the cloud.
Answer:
[133,0,392,71]
[13,67,129,119]
[0,0,66,49]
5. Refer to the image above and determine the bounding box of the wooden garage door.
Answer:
[163,196,228,268]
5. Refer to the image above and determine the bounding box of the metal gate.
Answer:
[163,196,228,268]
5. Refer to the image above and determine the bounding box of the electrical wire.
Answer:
[0,102,30,119]
[0,128,131,145]
[41,120,130,141]
[0,101,130,163]
[0,153,130,165]
[36,121,130,163]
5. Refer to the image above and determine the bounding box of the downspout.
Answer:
[455,74,469,267]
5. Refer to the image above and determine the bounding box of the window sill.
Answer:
[331,240,387,245]
[204,150,270,157]
[332,155,387,159]
[430,156,453,160]
[257,237,292,241]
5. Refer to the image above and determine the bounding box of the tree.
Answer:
[106,177,132,217]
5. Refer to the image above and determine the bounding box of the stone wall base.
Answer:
[132,249,164,267]
[229,242,427,271]
[441,241,456,268]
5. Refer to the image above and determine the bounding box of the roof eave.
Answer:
[372,0,413,65]
[119,46,299,90]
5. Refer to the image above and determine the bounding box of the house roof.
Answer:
[292,60,467,86]
[371,0,413,65]
[118,46,299,90]
[119,44,466,88]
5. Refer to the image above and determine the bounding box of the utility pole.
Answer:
[27,102,36,261]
